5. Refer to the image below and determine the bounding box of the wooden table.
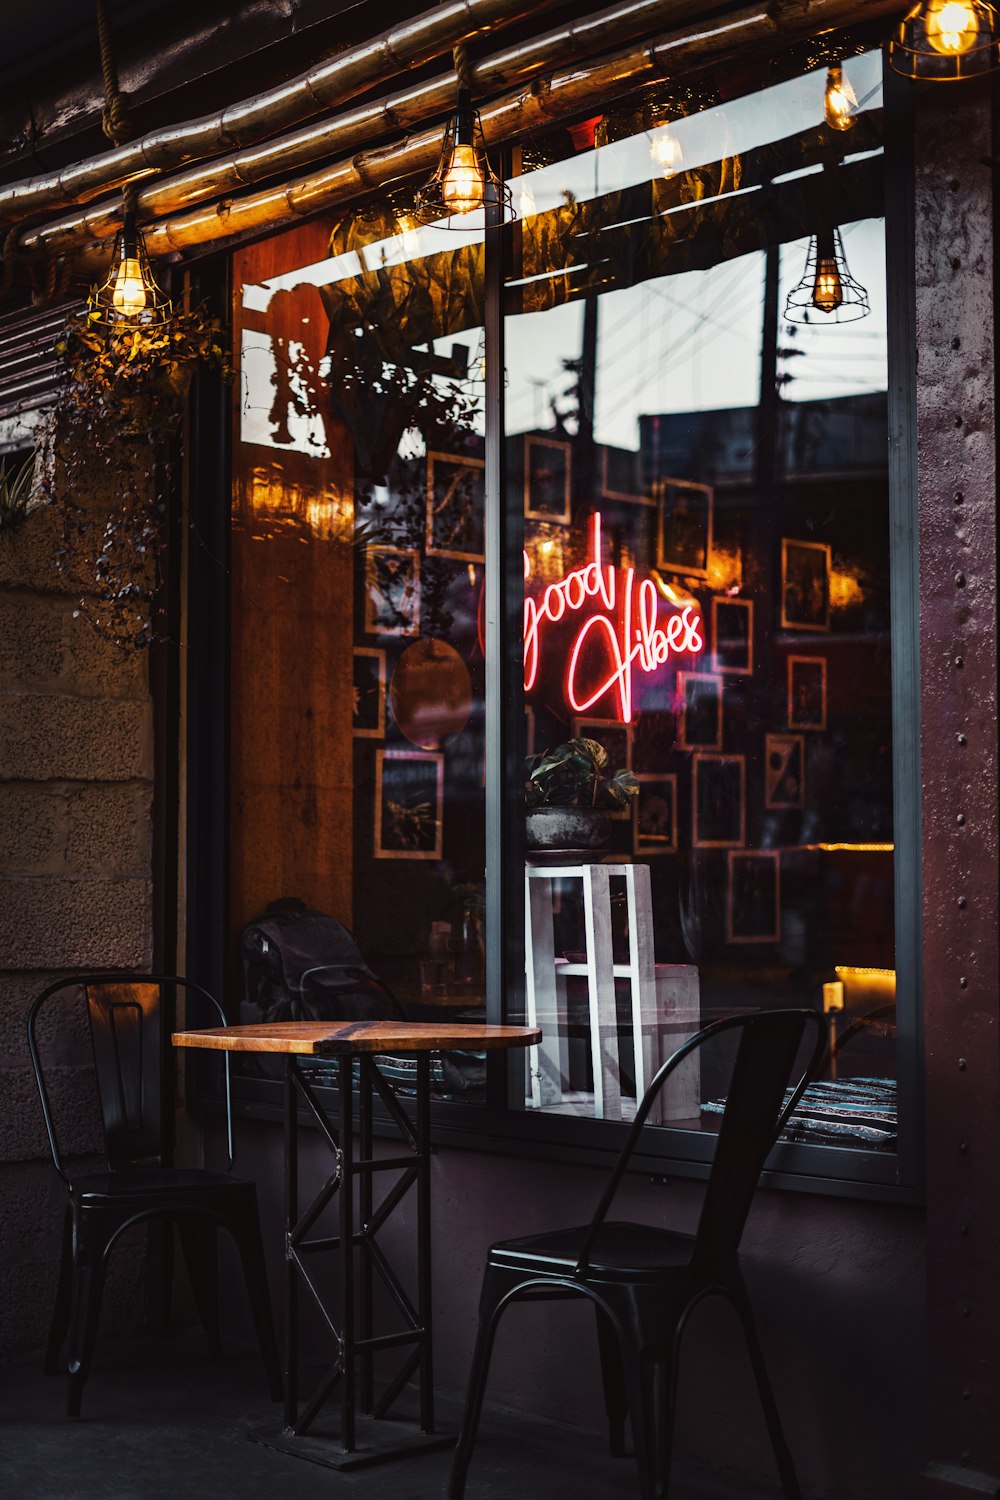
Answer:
[172,1020,539,1468]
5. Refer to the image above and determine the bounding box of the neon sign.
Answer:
[523,512,704,723]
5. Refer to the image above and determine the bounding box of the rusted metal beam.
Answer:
[24,0,904,264]
[0,0,564,225]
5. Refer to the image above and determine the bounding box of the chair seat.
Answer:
[69,1167,248,1202]
[490,1220,697,1282]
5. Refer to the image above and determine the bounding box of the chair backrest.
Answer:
[576,1009,824,1275]
[27,973,231,1182]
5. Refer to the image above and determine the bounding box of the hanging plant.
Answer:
[47,298,231,649]
[0,451,37,536]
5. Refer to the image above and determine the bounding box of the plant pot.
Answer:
[525,806,612,854]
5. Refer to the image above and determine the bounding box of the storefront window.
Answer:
[508,53,899,1154]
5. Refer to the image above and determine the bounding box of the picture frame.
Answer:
[633,773,678,854]
[601,447,653,507]
[781,538,831,632]
[765,733,805,810]
[524,435,572,524]
[677,671,723,752]
[374,749,444,861]
[711,597,753,676]
[692,753,745,850]
[364,546,421,638]
[656,477,713,577]
[726,850,781,944]
[572,715,634,819]
[425,451,486,563]
[352,647,386,739]
[787,655,827,731]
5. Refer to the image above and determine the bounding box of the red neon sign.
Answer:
[523,512,704,723]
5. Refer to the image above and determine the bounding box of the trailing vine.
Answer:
[48,300,231,649]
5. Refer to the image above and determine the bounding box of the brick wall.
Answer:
[0,489,154,1357]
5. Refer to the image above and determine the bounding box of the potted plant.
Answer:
[525,738,639,855]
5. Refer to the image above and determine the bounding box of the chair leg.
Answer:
[226,1196,282,1402]
[730,1287,801,1500]
[66,1215,108,1419]
[448,1269,511,1500]
[603,1288,685,1500]
[595,1303,628,1457]
[44,1207,74,1376]
[177,1216,222,1359]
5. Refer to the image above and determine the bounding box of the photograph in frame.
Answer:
[352,647,386,739]
[677,672,723,752]
[524,435,572,523]
[601,447,653,507]
[633,773,678,854]
[693,753,746,849]
[726,850,781,944]
[656,477,713,577]
[765,733,805,810]
[425,451,486,562]
[781,538,831,632]
[374,749,444,861]
[787,655,828,731]
[365,547,421,638]
[711,597,753,676]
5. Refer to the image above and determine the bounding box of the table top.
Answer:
[172,1020,541,1056]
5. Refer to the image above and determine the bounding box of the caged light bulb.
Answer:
[442,143,485,216]
[650,122,683,178]
[925,0,981,54]
[112,256,148,318]
[813,257,844,314]
[824,66,857,131]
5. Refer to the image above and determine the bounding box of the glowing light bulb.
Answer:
[813,257,844,314]
[924,0,980,54]
[112,256,147,318]
[650,123,683,178]
[824,66,857,130]
[442,143,485,216]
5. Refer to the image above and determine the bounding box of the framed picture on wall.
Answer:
[365,547,421,637]
[352,647,386,739]
[693,753,745,849]
[374,749,444,860]
[425,451,486,562]
[677,672,723,752]
[781,538,831,632]
[726,850,781,944]
[601,447,653,506]
[787,655,828,731]
[572,716,634,818]
[524,435,572,523]
[765,733,805,810]
[656,477,713,577]
[711,597,753,676]
[633,773,678,854]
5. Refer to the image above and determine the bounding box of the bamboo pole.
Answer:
[29,0,902,264]
[0,0,563,225]
[23,0,715,256]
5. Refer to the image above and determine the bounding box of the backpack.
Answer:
[240,897,407,1028]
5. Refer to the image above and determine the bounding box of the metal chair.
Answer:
[27,973,282,1417]
[449,1008,825,1500]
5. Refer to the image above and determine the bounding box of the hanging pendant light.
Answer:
[415,43,513,229]
[784,227,870,325]
[889,1,1000,80]
[824,65,858,130]
[91,193,172,329]
[650,120,684,178]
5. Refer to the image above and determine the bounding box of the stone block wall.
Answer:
[0,496,154,1357]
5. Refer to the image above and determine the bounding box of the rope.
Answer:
[452,40,472,94]
[96,0,132,145]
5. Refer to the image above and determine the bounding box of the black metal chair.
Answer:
[27,973,282,1417]
[449,1008,825,1500]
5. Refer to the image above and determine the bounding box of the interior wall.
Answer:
[0,472,154,1358]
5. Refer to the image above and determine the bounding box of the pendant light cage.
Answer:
[784,227,871,326]
[888,1,1000,80]
[90,211,173,331]
[414,91,514,230]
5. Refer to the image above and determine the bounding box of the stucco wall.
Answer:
[0,491,154,1358]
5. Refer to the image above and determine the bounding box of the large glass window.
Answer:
[507,53,901,1158]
